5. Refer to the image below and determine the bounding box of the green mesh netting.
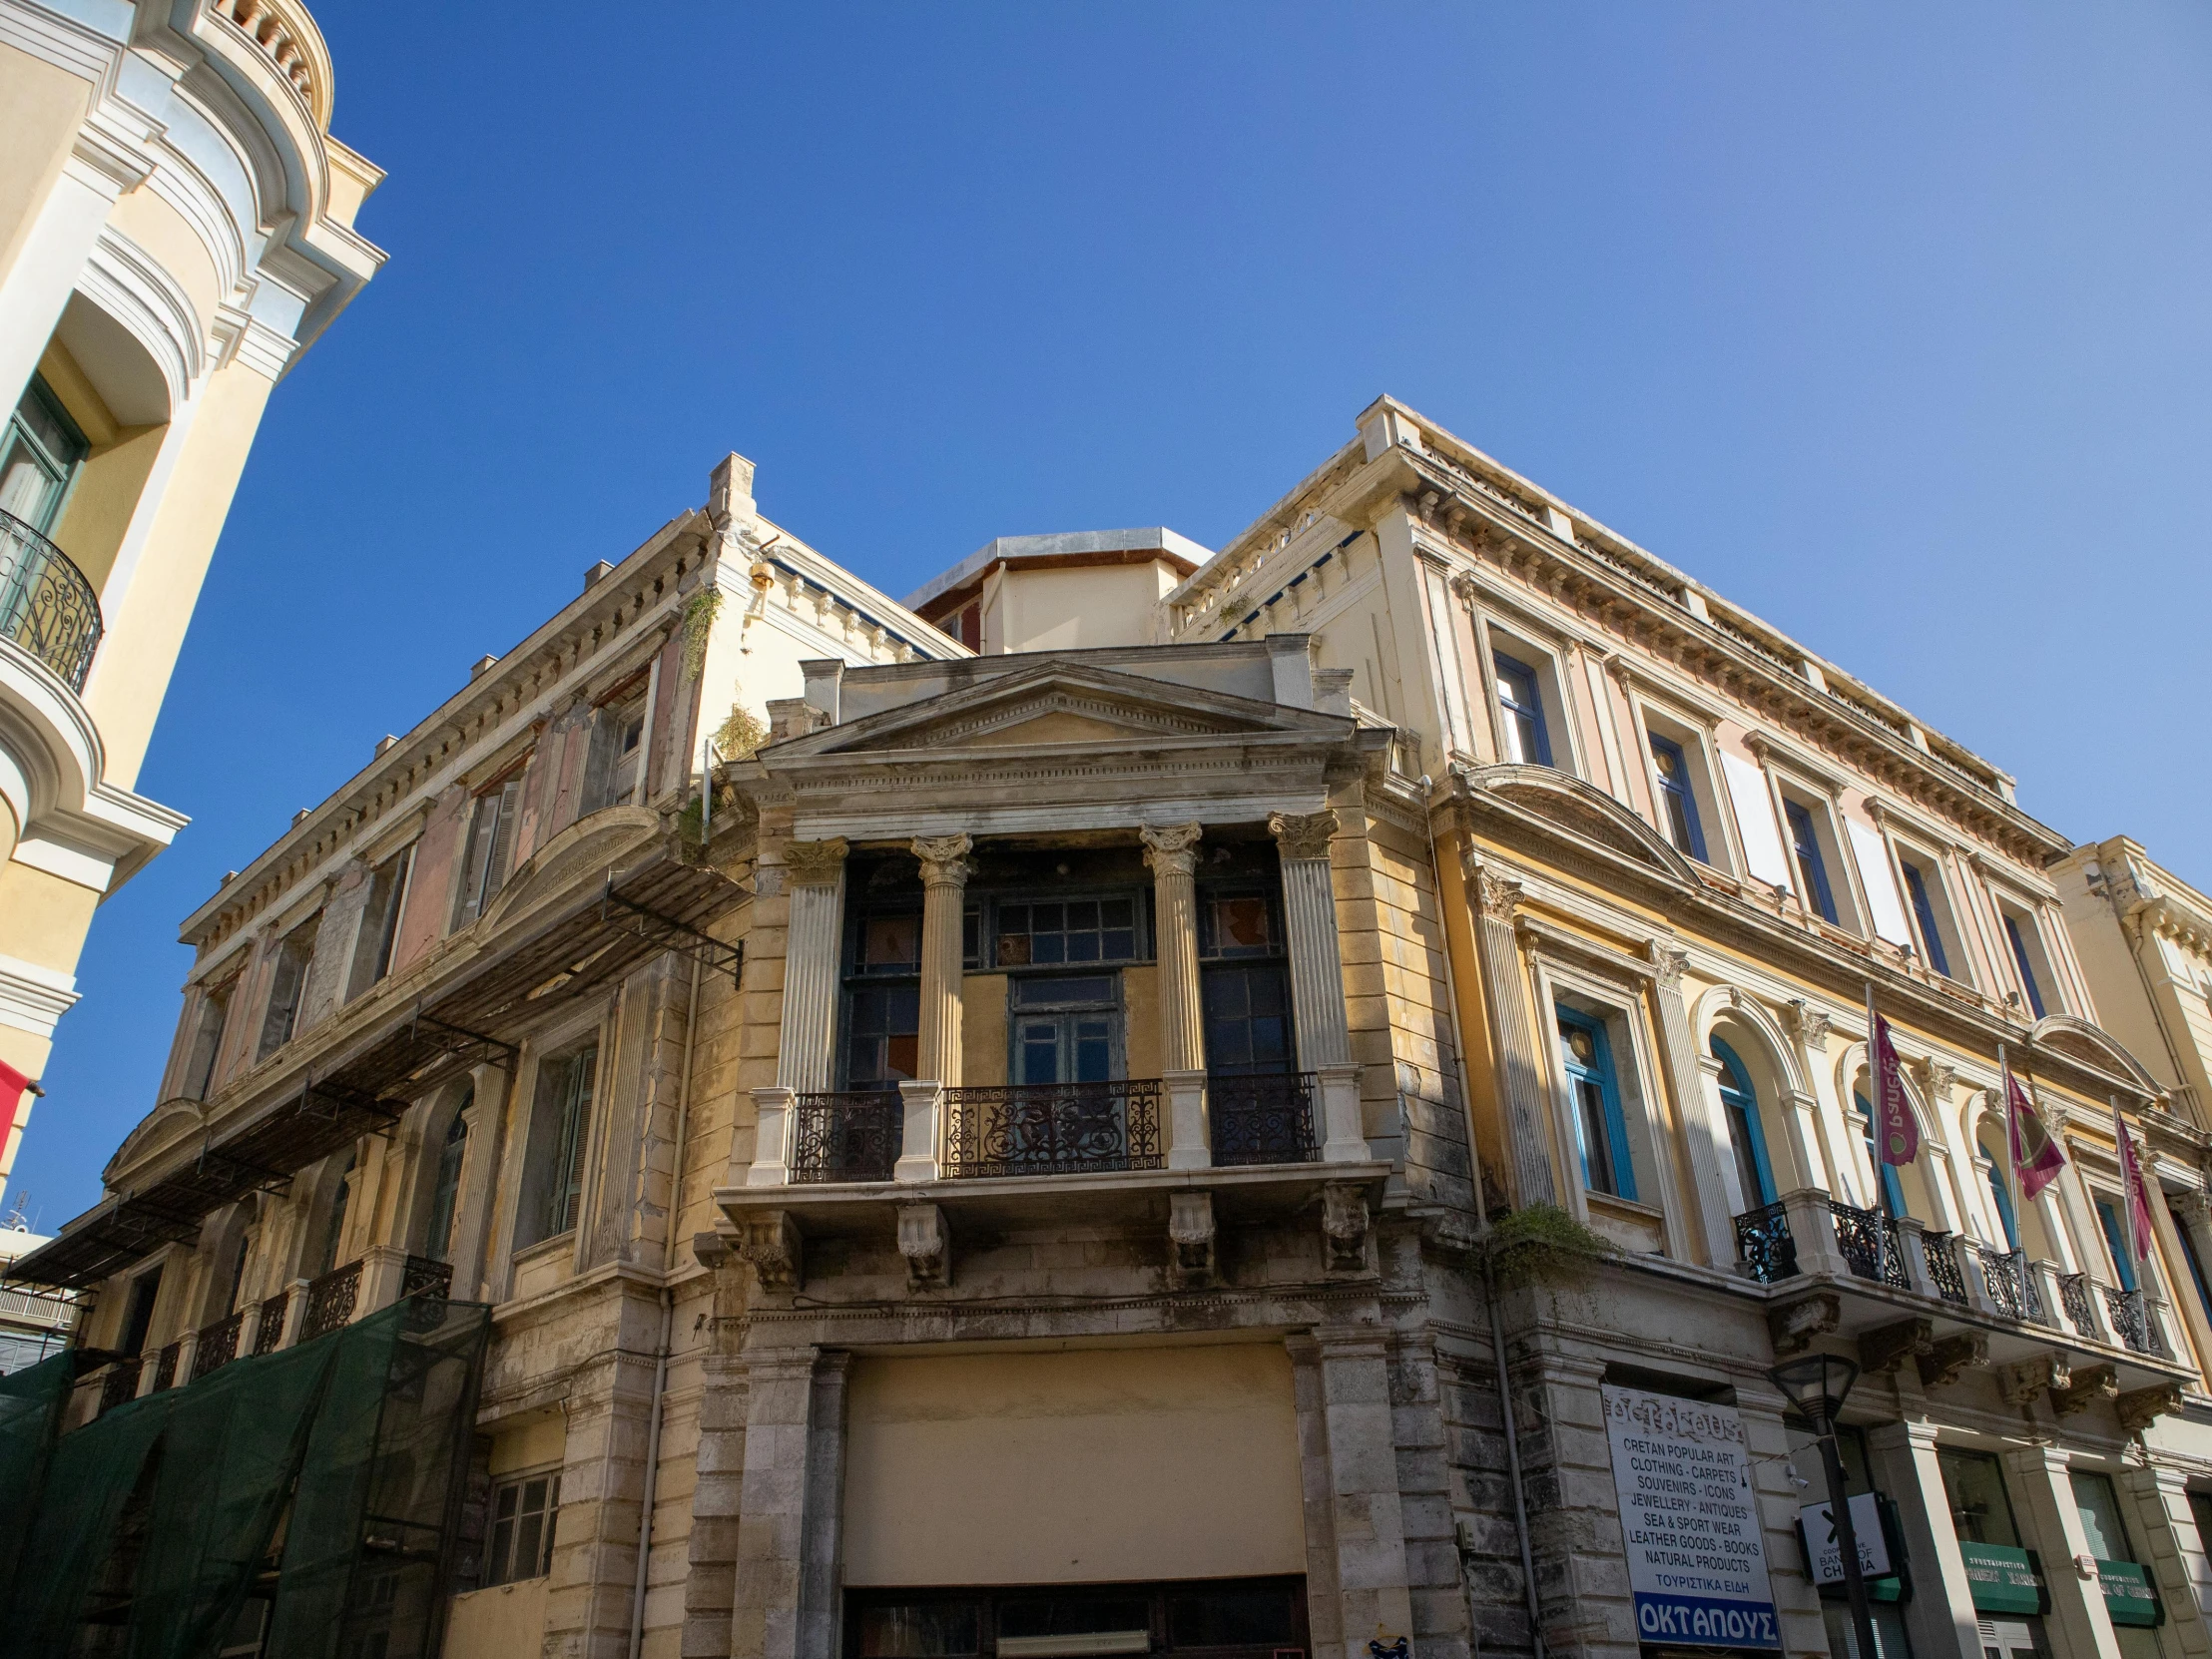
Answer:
[0,1296,488,1659]
[0,1351,77,1590]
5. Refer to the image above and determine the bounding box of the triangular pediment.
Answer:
[769,659,1351,763]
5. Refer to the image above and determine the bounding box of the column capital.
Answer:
[910,833,973,887]
[1268,810,1338,861]
[1141,822,1203,874]
[783,837,849,886]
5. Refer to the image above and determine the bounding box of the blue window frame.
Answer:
[1711,1038,1776,1208]
[1493,652,1552,768]
[1648,735,1709,862]
[2004,913,2048,1018]
[2172,1208,2212,1327]
[2096,1197,2138,1291]
[1980,1143,2018,1249]
[1557,1005,1634,1200]
[1855,1092,1908,1217]
[1902,860,1952,978]
[1784,800,1839,923]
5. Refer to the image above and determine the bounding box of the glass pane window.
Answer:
[424,1099,470,1264]
[454,775,524,928]
[2004,911,2049,1018]
[1203,963,1293,1075]
[1558,1006,1635,1201]
[1983,1144,2020,1249]
[859,912,921,973]
[1902,859,1953,977]
[2096,1198,2139,1291]
[1493,651,1553,767]
[996,896,1138,966]
[521,1043,598,1245]
[1855,1091,1910,1218]
[1937,1447,2021,1546]
[1711,1038,1776,1207]
[1785,800,1840,923]
[0,376,87,533]
[2070,1469,2133,1562]
[856,1603,980,1659]
[183,982,234,1100]
[847,985,919,1087]
[485,1470,560,1585]
[1015,1013,1116,1084]
[1649,735,1708,861]
[1199,894,1275,959]
[258,921,319,1061]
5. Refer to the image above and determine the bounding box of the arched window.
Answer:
[1711,1037,1777,1208]
[424,1096,470,1265]
[1854,1090,1908,1217]
[1979,1139,2018,1250]
[313,1151,355,1278]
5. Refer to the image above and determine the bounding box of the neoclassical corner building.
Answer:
[15,399,2212,1659]
[0,0,383,1181]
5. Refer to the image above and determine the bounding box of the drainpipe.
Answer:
[1420,775,1545,1659]
[629,952,704,1659]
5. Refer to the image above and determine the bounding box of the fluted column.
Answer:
[777,838,849,1093]
[910,834,973,1086]
[1143,823,1207,1073]
[1270,811,1352,1069]
[1464,853,1557,1209]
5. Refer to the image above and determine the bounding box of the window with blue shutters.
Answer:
[1711,1037,1776,1207]
[1901,859,1953,978]
[1648,734,1709,863]
[1785,800,1839,923]
[1557,1005,1634,1200]
[1492,651,1553,768]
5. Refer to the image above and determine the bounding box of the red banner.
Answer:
[1866,991,1918,1166]
[2114,1101,2155,1267]
[2004,1062,2067,1201]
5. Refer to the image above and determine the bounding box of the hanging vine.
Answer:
[680,588,723,681]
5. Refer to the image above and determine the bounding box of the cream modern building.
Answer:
[10,401,2212,1659]
[0,0,384,1180]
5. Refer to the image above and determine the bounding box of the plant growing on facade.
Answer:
[681,588,723,681]
[1472,1204,1615,1292]
[714,701,768,762]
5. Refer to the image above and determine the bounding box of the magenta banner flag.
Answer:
[2114,1100,2155,1266]
[1866,985,1918,1166]
[2002,1053,2067,1202]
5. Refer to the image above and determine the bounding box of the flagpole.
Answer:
[1864,980,1879,1217]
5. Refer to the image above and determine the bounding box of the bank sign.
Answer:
[1603,1384,1781,1650]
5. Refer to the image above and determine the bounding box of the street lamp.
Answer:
[1770,1354,1880,1659]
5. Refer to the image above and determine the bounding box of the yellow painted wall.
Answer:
[962,971,1008,1085]
[0,46,89,292]
[998,563,1175,653]
[83,358,276,785]
[104,191,222,343]
[1122,962,1160,1078]
[442,1579,548,1658]
[41,343,166,593]
[491,1411,567,1474]
[0,859,100,975]
[842,1344,1306,1586]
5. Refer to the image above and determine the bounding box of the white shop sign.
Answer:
[1800,1492,1892,1585]
[1602,1383,1781,1650]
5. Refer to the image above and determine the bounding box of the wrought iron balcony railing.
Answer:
[299,1260,361,1343]
[98,1357,141,1414]
[2105,1286,2157,1355]
[0,508,102,690]
[791,1090,900,1184]
[1830,1200,1911,1290]
[1733,1200,1798,1283]
[944,1079,1164,1178]
[1209,1070,1319,1167]
[254,1290,288,1354]
[151,1341,181,1392]
[1921,1230,1969,1306]
[1976,1246,2046,1325]
[192,1311,244,1380]
[402,1255,454,1301]
[2059,1272,2096,1336]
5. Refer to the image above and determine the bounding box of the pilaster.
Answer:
[911,834,972,1086]
[1649,944,1738,1267]
[2002,1444,2121,1659]
[1463,854,1556,1208]
[1271,811,1353,1069]
[1142,824,1207,1074]
[1866,1418,1980,1659]
[777,840,849,1092]
[2120,1463,2212,1659]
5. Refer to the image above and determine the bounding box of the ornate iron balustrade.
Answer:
[253,1290,288,1354]
[403,1256,453,1301]
[192,1312,244,1380]
[944,1079,1164,1178]
[2105,1287,2156,1355]
[2059,1272,2096,1336]
[298,1261,360,1343]
[0,509,103,690]
[151,1342,181,1391]
[1733,1201,1798,1284]
[1921,1231,1969,1306]
[791,1090,900,1184]
[1209,1071,1319,1167]
[1830,1201,1911,1290]
[98,1358,141,1413]
[1978,1247,2033,1322]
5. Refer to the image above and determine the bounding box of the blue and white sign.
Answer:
[1602,1383,1782,1651]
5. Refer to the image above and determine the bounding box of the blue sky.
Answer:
[15,2,2212,1227]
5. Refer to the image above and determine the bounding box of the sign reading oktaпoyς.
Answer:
[1601,1383,1781,1650]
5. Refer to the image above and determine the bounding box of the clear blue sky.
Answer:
[15,3,2211,1227]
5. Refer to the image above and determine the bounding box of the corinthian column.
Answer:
[1142,823,1207,1073]
[1269,811,1351,1069]
[776,838,849,1093]
[910,834,973,1085]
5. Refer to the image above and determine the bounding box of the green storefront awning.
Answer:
[2098,1560,2163,1628]
[1958,1543,2045,1616]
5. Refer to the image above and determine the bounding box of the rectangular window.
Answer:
[1198,892,1277,960]
[182,982,233,1100]
[1493,650,1553,767]
[995,895,1139,967]
[518,1042,598,1250]
[453,773,525,929]
[1202,963,1293,1076]
[846,984,920,1088]
[1936,1447,2021,1547]
[1900,857,1954,978]
[1785,800,1840,923]
[2191,1491,2212,1564]
[119,1269,162,1358]
[347,846,415,998]
[1008,974,1122,1085]
[583,696,647,814]
[2002,907,2052,1018]
[257,921,319,1060]
[2096,1197,2139,1291]
[0,374,89,534]
[943,601,981,651]
[2071,1469,2134,1563]
[1556,1005,1635,1201]
[2172,1206,2212,1326]
[484,1470,560,1586]
[1647,734,1709,862]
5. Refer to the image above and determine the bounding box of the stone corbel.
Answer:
[1784,999,1834,1053]
[897,1203,949,1291]
[2115,1382,2185,1433]
[737,1211,803,1293]
[1996,1355,2070,1406]
[1916,1332,1987,1389]
[1322,1182,1371,1274]
[1860,1317,1935,1377]
[2049,1364,2119,1415]
[693,1230,736,1268]
[1767,1293,1841,1358]
[1168,1191,1217,1289]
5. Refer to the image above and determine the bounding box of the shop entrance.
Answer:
[847,1577,1309,1659]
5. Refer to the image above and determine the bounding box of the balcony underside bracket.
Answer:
[1860,1316,1935,1377]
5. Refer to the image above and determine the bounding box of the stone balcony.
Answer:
[1734,1188,2193,1416]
